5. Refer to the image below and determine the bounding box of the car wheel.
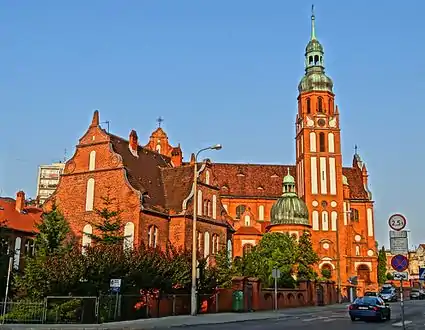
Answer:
[350,316,356,321]
[379,312,385,322]
[387,311,391,320]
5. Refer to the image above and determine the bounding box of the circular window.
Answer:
[312,200,319,207]
[355,235,361,242]
[317,118,326,127]
[321,200,328,207]
[323,243,329,250]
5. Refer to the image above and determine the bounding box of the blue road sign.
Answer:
[391,254,409,272]
[419,268,425,280]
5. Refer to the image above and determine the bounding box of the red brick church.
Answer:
[45,11,377,290]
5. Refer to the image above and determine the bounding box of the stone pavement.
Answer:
[1,304,348,330]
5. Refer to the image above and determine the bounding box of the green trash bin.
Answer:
[232,290,244,312]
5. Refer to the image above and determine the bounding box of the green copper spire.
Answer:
[311,5,316,40]
[298,5,333,93]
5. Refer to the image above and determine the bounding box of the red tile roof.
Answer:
[234,226,263,236]
[211,163,370,200]
[0,198,42,233]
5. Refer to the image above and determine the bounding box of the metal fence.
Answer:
[0,293,223,324]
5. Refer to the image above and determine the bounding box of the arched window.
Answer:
[89,150,96,171]
[13,237,21,270]
[236,205,246,219]
[319,133,325,152]
[148,225,158,248]
[309,132,317,152]
[197,190,203,215]
[212,234,219,254]
[123,222,135,250]
[328,133,335,153]
[204,232,210,258]
[306,98,311,114]
[207,201,212,217]
[212,195,217,219]
[197,231,202,253]
[82,224,92,255]
[351,208,359,221]
[322,211,329,231]
[318,97,323,112]
[355,245,360,256]
[85,178,95,211]
[205,170,210,185]
[244,215,251,226]
[321,264,333,279]
[357,264,371,284]
[227,239,233,262]
[203,200,208,215]
[243,243,253,256]
[156,144,161,153]
[258,205,264,221]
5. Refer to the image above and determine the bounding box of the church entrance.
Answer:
[357,264,371,284]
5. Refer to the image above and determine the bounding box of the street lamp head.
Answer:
[211,144,222,150]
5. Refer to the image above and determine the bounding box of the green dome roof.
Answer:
[298,70,333,93]
[305,39,323,53]
[270,168,309,226]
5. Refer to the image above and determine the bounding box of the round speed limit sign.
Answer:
[388,214,407,231]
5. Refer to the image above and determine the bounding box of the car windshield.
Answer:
[381,288,393,294]
[354,297,377,305]
[412,289,419,292]
[365,292,377,296]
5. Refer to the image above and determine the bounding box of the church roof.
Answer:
[0,197,42,233]
[211,163,370,200]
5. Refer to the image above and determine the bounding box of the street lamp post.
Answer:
[2,256,13,324]
[191,144,222,316]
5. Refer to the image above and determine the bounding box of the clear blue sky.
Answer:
[1,1,423,247]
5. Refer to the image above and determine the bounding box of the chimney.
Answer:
[190,153,195,165]
[129,130,139,156]
[16,191,25,213]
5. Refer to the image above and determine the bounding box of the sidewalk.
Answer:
[1,304,349,330]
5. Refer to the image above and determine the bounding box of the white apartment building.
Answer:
[36,162,65,204]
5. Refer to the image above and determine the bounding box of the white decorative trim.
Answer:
[241,239,256,246]
[319,260,335,270]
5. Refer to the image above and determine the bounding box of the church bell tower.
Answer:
[295,7,345,269]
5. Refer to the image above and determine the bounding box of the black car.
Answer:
[365,291,380,297]
[348,296,391,321]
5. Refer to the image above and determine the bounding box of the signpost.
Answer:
[110,279,122,320]
[419,268,425,281]
[389,213,408,330]
[272,268,280,311]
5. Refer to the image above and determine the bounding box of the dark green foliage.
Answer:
[0,220,12,298]
[377,246,387,285]
[296,231,319,280]
[386,272,394,280]
[85,192,125,245]
[321,268,332,279]
[35,205,72,257]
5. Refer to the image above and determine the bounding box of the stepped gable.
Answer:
[212,163,369,200]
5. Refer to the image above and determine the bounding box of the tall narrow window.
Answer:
[205,170,210,185]
[156,144,161,153]
[319,133,325,152]
[204,232,210,258]
[306,98,311,114]
[85,178,95,211]
[89,150,96,171]
[197,190,203,215]
[212,195,217,219]
[318,97,323,112]
[243,244,253,256]
[227,239,233,261]
[207,201,212,217]
[244,215,251,226]
[322,211,329,231]
[148,225,158,248]
[197,231,202,253]
[236,205,246,219]
[82,224,92,255]
[212,234,219,254]
[123,222,135,250]
[258,205,264,221]
[203,200,208,215]
[351,209,360,221]
[13,237,21,270]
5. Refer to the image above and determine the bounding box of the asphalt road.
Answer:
[178,300,425,329]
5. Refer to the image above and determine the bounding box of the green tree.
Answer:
[0,220,12,298]
[296,231,319,280]
[386,272,394,280]
[35,205,72,257]
[209,247,233,288]
[377,246,387,285]
[321,268,332,280]
[85,191,125,245]
[243,232,298,288]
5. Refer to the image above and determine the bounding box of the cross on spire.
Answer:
[156,116,164,128]
[354,144,358,154]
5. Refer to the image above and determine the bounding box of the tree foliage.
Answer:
[85,191,125,245]
[296,231,319,280]
[35,205,72,257]
[377,246,387,285]
[0,220,12,298]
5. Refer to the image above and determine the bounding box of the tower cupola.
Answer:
[298,5,333,94]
